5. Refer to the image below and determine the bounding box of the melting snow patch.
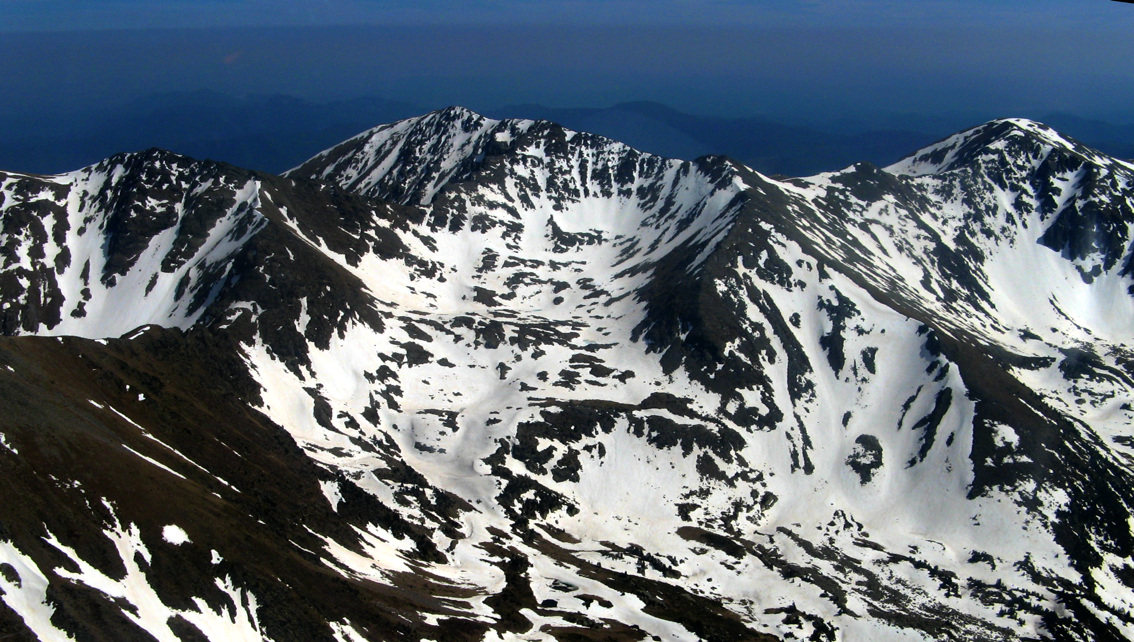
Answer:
[330,619,370,642]
[992,423,1020,449]
[163,525,191,546]
[124,327,150,341]
[0,540,72,640]
[0,432,16,455]
[320,480,343,512]
[121,445,187,480]
[43,515,264,641]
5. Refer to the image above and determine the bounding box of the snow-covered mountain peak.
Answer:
[282,106,752,322]
[286,105,734,219]
[0,151,266,337]
[287,106,536,206]
[789,114,1134,350]
[886,117,1122,177]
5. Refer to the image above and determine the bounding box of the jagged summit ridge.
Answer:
[286,106,748,322]
[1,109,1133,641]
[785,114,1134,347]
[886,117,1130,176]
[288,105,535,206]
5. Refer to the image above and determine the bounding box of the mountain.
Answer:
[484,101,942,178]
[486,102,1134,179]
[1,107,1134,641]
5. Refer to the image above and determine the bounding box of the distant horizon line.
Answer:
[5,88,1130,128]
[2,21,1113,35]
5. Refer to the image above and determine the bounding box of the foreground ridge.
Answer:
[1,107,1133,641]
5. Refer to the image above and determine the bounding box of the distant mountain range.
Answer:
[3,90,1132,177]
[0,91,425,178]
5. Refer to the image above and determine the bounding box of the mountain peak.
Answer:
[287,105,710,210]
[886,117,1119,176]
[286,105,530,205]
[434,104,485,119]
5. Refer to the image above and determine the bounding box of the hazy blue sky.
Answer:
[3,0,1130,31]
[2,0,1133,124]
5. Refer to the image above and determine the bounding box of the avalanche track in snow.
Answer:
[1,107,1134,641]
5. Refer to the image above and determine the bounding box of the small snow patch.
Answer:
[320,480,343,512]
[162,525,191,545]
[0,432,17,455]
[993,423,1020,449]
[124,326,150,341]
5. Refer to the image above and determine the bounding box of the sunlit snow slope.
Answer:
[1,107,1133,641]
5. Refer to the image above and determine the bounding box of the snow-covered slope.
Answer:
[789,118,1134,345]
[1,108,1133,641]
[0,150,266,337]
[289,106,537,206]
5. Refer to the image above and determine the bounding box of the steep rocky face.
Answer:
[0,150,266,337]
[788,118,1134,341]
[2,109,1134,641]
[288,106,536,207]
